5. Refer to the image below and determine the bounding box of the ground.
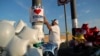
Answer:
[43,34,100,56]
[43,34,72,43]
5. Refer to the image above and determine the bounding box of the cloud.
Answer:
[59,14,71,20]
[14,0,28,10]
[80,9,91,14]
[85,10,91,14]
[83,18,100,28]
[77,2,87,7]
[59,14,64,19]
[77,3,81,7]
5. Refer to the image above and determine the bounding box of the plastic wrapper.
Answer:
[0,20,15,26]
[26,47,43,56]
[15,20,27,33]
[0,22,15,47]
[18,26,39,44]
[7,35,29,56]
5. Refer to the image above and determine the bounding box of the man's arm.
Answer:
[44,16,52,31]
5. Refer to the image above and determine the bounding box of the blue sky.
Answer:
[0,0,100,34]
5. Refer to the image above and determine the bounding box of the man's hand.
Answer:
[44,16,48,24]
[43,16,52,31]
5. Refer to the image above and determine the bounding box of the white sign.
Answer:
[30,8,44,22]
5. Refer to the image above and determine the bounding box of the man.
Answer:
[44,17,61,48]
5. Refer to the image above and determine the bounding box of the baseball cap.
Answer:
[53,19,59,24]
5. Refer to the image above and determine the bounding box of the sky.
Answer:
[0,0,100,34]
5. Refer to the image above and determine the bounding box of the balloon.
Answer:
[0,22,15,47]
[0,20,15,26]
[15,20,27,33]
[32,25,44,38]
[7,35,29,56]
[18,26,39,44]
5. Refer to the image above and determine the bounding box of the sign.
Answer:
[34,9,41,14]
[30,8,44,23]
[58,0,70,6]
